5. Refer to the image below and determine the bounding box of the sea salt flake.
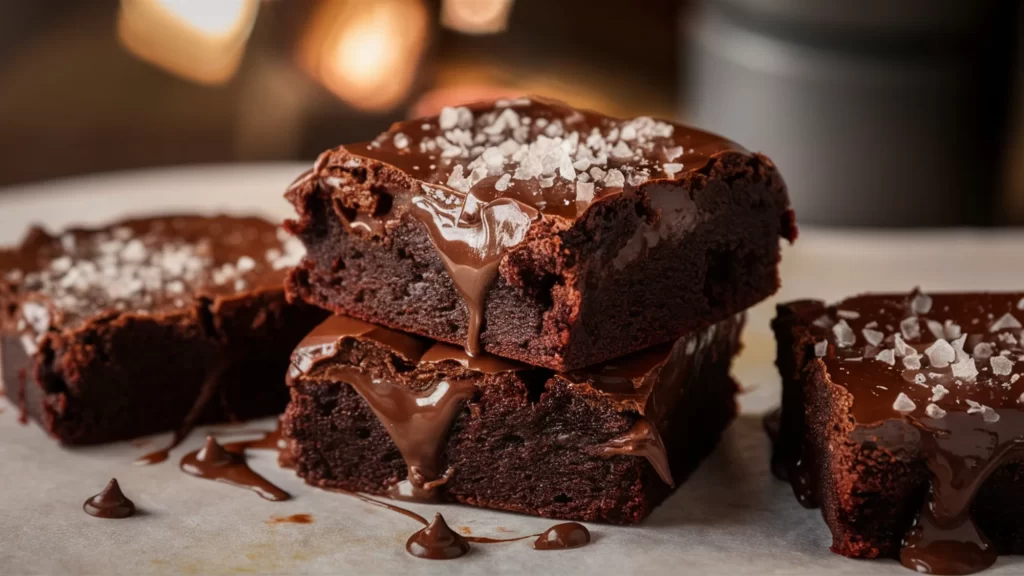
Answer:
[837,310,860,320]
[966,400,1000,423]
[925,403,947,419]
[903,355,923,370]
[925,339,956,368]
[862,328,885,347]
[393,132,409,149]
[575,182,595,204]
[875,349,896,366]
[892,392,916,414]
[812,315,834,329]
[951,358,979,381]
[944,320,962,340]
[931,384,949,402]
[990,312,1022,332]
[610,141,633,159]
[926,320,945,340]
[973,342,994,360]
[991,356,1015,376]
[900,317,921,341]
[911,292,933,315]
[663,163,684,177]
[914,373,928,385]
[814,340,828,357]
[999,332,1019,346]
[893,333,915,357]
[664,146,683,161]
[494,174,511,192]
[1018,297,1024,310]
[832,320,856,348]
[603,169,625,188]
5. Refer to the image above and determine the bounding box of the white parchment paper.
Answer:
[2,165,1024,575]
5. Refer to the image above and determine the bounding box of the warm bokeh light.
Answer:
[299,0,429,112]
[441,0,515,35]
[117,0,259,85]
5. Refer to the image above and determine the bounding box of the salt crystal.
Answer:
[874,349,895,365]
[611,141,633,159]
[925,320,944,340]
[589,167,606,181]
[910,292,933,315]
[931,384,949,402]
[951,358,979,381]
[49,256,73,274]
[925,403,947,419]
[236,256,256,273]
[973,342,994,360]
[925,339,956,368]
[494,174,512,192]
[663,163,684,177]
[446,165,471,192]
[951,334,969,363]
[966,400,1000,423]
[893,333,915,357]
[439,107,459,130]
[121,239,147,263]
[832,320,856,348]
[991,356,1015,376]
[576,182,595,204]
[837,310,860,320]
[393,132,409,149]
[999,332,1019,346]
[862,328,885,347]
[814,340,828,357]
[664,146,683,161]
[892,392,916,414]
[603,169,625,188]
[903,355,922,370]
[990,312,1022,332]
[619,125,637,141]
[900,317,921,341]
[1018,297,1024,310]
[944,320,962,340]
[914,373,928,385]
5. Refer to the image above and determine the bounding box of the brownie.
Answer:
[285,97,795,371]
[772,290,1024,574]
[282,312,743,524]
[0,215,327,445]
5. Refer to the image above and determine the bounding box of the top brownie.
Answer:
[0,215,319,444]
[286,97,795,371]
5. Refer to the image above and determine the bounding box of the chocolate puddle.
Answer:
[180,436,289,502]
[406,514,472,560]
[83,478,135,519]
[533,523,591,550]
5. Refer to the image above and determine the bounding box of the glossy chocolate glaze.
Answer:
[0,215,302,338]
[406,513,471,560]
[782,291,1024,575]
[83,478,136,519]
[180,436,290,502]
[533,523,592,550]
[295,98,743,356]
[289,313,744,501]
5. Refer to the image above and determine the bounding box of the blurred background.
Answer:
[0,0,1020,226]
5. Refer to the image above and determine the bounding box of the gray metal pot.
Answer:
[684,0,1019,226]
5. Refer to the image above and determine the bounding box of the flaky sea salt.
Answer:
[925,339,956,368]
[966,400,1000,423]
[893,392,916,414]
[914,373,928,385]
[991,356,1015,376]
[814,340,828,357]
[926,320,945,340]
[951,358,979,381]
[900,317,921,341]
[931,384,949,402]
[862,328,885,347]
[832,319,856,348]
[925,403,947,419]
[875,349,896,366]
[990,312,1022,332]
[973,342,994,360]
[837,310,860,320]
[903,354,922,370]
[944,320,962,340]
[911,292,933,315]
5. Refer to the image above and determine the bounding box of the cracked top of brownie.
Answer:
[0,215,305,345]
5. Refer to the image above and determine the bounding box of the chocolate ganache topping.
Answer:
[289,313,743,499]
[291,97,742,356]
[788,290,1024,575]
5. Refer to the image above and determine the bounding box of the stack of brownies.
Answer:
[279,97,797,523]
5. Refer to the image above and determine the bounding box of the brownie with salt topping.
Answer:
[0,215,326,445]
[771,290,1024,572]
[286,97,795,371]
[282,313,743,524]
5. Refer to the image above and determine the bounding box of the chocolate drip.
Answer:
[336,366,474,501]
[533,523,591,550]
[267,514,313,525]
[135,362,228,465]
[83,478,136,519]
[778,292,1024,573]
[406,513,471,560]
[409,194,538,357]
[593,419,674,487]
[180,436,290,502]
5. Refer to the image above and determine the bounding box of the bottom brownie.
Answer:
[772,292,1024,574]
[282,313,743,524]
